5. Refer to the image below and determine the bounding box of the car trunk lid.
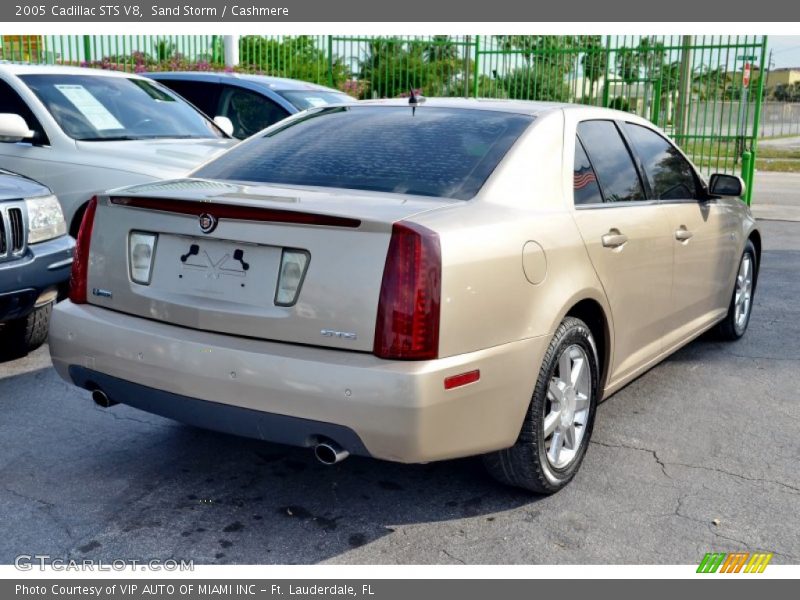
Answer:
[85,178,455,352]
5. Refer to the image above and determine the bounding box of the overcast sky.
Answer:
[768,36,800,69]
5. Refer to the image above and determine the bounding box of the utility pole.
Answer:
[223,35,239,69]
[675,35,693,140]
[764,48,774,94]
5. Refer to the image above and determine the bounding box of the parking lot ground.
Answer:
[1,219,799,566]
[752,171,800,221]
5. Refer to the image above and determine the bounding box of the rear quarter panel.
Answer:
[413,110,611,359]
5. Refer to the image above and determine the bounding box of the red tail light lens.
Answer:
[374,222,441,360]
[69,196,98,304]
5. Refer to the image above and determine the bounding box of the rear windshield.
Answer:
[276,90,355,110]
[193,106,534,200]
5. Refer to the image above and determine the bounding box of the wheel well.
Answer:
[748,229,762,291]
[566,299,610,393]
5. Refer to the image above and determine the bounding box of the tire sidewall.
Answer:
[535,320,599,488]
[732,242,757,337]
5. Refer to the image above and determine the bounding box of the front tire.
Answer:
[484,316,599,494]
[0,302,53,359]
[717,240,757,341]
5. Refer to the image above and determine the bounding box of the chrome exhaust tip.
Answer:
[91,389,118,408]
[313,441,349,465]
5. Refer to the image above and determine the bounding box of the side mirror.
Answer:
[709,173,745,198]
[0,113,34,143]
[213,115,234,137]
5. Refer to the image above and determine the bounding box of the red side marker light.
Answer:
[444,370,480,390]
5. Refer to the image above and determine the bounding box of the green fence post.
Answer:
[651,78,662,126]
[601,36,612,107]
[746,35,769,205]
[472,35,480,98]
[327,35,334,87]
[82,35,92,63]
[740,151,752,205]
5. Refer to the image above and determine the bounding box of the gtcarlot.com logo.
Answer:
[14,554,194,571]
[697,552,773,574]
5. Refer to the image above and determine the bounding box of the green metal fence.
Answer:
[0,34,769,202]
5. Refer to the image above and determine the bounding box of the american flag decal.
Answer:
[574,167,597,190]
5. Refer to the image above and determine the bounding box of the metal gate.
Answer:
[1,34,768,202]
[471,35,767,203]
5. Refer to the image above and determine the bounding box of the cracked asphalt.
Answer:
[1,219,798,565]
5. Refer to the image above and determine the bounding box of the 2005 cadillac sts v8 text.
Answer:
[48,99,760,493]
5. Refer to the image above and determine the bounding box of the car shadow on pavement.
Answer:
[0,365,537,566]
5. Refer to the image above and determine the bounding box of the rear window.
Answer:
[276,90,355,110]
[193,106,534,200]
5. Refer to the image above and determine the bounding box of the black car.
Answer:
[147,72,355,139]
[0,170,74,357]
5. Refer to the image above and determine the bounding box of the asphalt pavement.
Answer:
[0,219,798,565]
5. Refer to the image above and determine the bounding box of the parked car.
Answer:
[147,72,354,139]
[0,64,238,236]
[48,100,759,493]
[0,169,73,356]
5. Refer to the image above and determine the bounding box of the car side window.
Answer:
[623,123,701,200]
[154,80,221,118]
[577,120,645,203]
[219,86,290,139]
[573,136,604,206]
[0,80,48,144]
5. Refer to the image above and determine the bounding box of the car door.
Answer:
[0,78,55,191]
[622,122,738,346]
[570,119,674,385]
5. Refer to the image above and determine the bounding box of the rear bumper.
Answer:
[49,302,547,463]
[0,235,74,322]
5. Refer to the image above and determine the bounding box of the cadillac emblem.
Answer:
[198,213,218,234]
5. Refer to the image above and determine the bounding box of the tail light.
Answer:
[374,222,441,360]
[69,196,98,304]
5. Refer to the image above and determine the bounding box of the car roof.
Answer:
[358,97,653,123]
[148,71,345,94]
[0,61,147,79]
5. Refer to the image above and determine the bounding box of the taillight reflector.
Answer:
[69,196,98,304]
[373,222,441,360]
[444,370,481,390]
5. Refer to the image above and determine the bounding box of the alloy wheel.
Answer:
[734,253,754,333]
[544,344,592,469]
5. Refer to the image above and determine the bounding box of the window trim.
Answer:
[614,119,654,199]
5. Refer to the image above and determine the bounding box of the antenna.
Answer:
[409,88,425,115]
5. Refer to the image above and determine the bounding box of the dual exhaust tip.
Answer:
[91,387,350,465]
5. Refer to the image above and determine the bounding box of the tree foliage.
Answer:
[238,35,349,85]
[359,37,468,98]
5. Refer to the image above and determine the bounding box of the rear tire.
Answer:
[716,240,757,341]
[483,316,599,494]
[0,302,53,358]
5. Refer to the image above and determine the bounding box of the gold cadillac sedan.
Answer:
[49,99,760,493]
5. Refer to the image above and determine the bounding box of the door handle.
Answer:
[675,227,694,242]
[601,230,628,248]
